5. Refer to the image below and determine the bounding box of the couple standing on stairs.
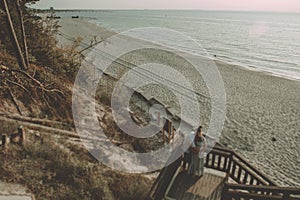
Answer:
[183,126,207,177]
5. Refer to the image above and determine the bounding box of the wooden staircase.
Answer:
[148,123,300,200]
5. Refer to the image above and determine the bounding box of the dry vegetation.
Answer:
[0,121,152,200]
[0,1,154,199]
[0,0,80,120]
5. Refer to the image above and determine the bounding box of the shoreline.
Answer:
[75,16,300,83]
[215,58,300,82]
[57,17,300,187]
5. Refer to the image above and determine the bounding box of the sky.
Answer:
[31,0,300,13]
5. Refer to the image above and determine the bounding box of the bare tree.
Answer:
[1,0,28,71]
[15,0,30,68]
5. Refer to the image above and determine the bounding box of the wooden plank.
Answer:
[228,191,282,200]
[167,171,226,200]
[226,183,300,194]
[149,147,183,200]
[210,149,231,157]
[290,197,300,200]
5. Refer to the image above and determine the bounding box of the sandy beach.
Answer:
[57,18,300,187]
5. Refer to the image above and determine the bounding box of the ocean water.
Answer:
[58,10,300,80]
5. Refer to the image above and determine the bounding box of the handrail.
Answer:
[224,183,300,193]
[210,145,276,186]
[232,153,276,186]
[205,146,274,186]
[205,148,231,173]
[148,120,298,200]
[206,147,300,200]
[148,147,183,200]
[149,144,299,200]
[222,182,300,200]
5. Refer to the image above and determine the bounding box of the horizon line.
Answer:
[33,8,300,14]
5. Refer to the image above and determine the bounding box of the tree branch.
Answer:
[6,79,37,103]
[1,65,65,97]
[7,85,23,115]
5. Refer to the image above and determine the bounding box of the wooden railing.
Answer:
[161,119,175,144]
[204,145,300,200]
[148,119,299,200]
[222,183,300,200]
[205,147,231,173]
[148,147,183,200]
[149,144,300,200]
[207,146,276,186]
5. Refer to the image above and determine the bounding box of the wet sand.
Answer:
[57,18,300,187]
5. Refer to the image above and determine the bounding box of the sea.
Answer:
[57,10,300,80]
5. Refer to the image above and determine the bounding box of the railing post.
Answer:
[1,134,6,146]
[205,152,209,167]
[172,127,175,141]
[162,129,165,144]
[282,192,290,200]
[221,182,229,200]
[18,125,26,145]
[226,152,233,180]
[168,121,171,143]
